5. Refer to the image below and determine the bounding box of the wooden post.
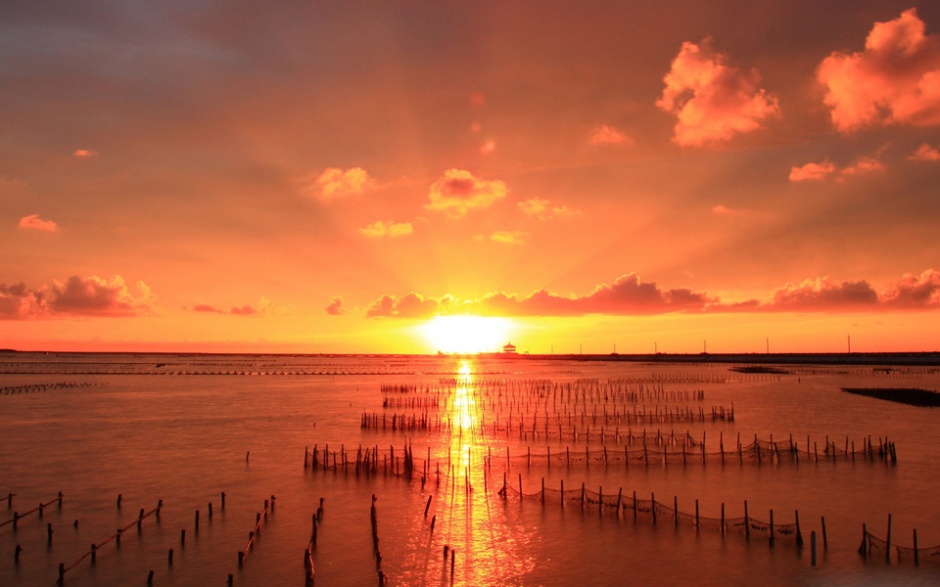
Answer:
[886,514,892,562]
[914,528,919,566]
[811,531,816,566]
[769,509,774,546]
[743,500,749,540]
[721,503,725,535]
[560,480,564,508]
[651,492,656,524]
[674,496,678,527]
[858,523,868,557]
[695,499,700,531]
[821,516,827,549]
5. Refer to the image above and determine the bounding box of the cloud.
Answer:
[789,157,883,182]
[426,169,508,218]
[767,277,879,311]
[486,230,527,245]
[656,39,779,146]
[366,273,714,319]
[359,269,940,320]
[589,125,633,146]
[711,204,743,216]
[192,298,271,316]
[359,220,414,238]
[789,160,837,182]
[518,198,578,220]
[817,8,940,132]
[909,143,940,161]
[305,167,372,202]
[325,296,347,316]
[18,214,59,232]
[0,283,48,319]
[880,269,940,307]
[1,276,157,319]
[366,292,452,318]
[72,149,98,158]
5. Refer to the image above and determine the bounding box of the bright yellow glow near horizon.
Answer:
[419,315,513,354]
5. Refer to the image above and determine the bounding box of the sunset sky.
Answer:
[3,1,940,354]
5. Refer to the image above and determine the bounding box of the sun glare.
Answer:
[419,315,513,354]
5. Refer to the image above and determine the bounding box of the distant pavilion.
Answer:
[502,342,517,354]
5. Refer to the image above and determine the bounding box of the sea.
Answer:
[1,352,938,587]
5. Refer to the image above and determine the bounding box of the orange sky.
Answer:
[2,2,940,354]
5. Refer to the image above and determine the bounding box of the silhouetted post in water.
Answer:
[430,514,436,534]
[885,514,892,561]
[914,529,919,565]
[91,543,97,564]
[221,492,226,510]
[147,570,154,585]
[424,496,432,518]
[208,502,213,519]
[858,523,868,558]
[795,511,804,546]
[195,509,199,531]
[695,499,700,530]
[117,494,122,509]
[744,501,750,540]
[651,493,656,524]
[14,544,21,564]
[720,503,725,535]
[821,516,827,549]
[811,531,817,566]
[227,574,234,586]
[769,510,774,546]
[246,451,250,463]
[138,508,145,531]
[48,522,53,545]
[6,493,12,509]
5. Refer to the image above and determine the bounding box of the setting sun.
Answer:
[419,315,513,354]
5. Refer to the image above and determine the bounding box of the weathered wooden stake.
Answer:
[821,516,827,549]
[885,514,892,562]
[811,531,816,566]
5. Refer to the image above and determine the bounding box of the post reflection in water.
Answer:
[399,359,536,586]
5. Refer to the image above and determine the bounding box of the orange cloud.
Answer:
[305,167,372,202]
[909,143,940,161]
[518,198,578,220]
[789,157,883,182]
[657,39,779,146]
[767,277,879,311]
[192,298,271,316]
[359,220,414,238]
[72,149,98,158]
[359,269,940,319]
[426,169,508,218]
[817,8,940,132]
[366,292,453,318]
[789,160,836,182]
[0,283,48,319]
[0,275,155,319]
[881,269,940,307]
[589,125,633,146]
[485,230,526,245]
[18,214,59,232]
[325,296,347,315]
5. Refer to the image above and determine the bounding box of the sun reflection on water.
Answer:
[398,358,536,586]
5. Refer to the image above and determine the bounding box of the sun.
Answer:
[419,315,514,354]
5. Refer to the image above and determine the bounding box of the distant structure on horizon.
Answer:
[502,342,517,354]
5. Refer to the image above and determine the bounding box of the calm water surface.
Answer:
[1,353,938,586]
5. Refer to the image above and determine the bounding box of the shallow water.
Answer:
[1,353,938,586]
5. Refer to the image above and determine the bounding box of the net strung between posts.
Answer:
[500,480,803,546]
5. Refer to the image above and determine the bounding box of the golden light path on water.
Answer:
[398,359,537,586]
